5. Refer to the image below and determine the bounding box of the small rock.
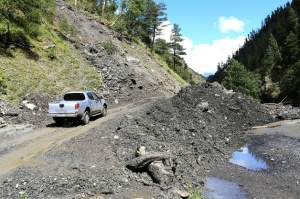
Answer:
[113,135,119,139]
[173,189,189,198]
[136,146,146,156]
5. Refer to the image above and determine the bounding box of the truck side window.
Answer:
[87,92,94,100]
[92,92,100,100]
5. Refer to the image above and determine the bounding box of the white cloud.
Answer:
[182,36,245,75]
[218,16,245,33]
[157,21,173,42]
[156,21,246,76]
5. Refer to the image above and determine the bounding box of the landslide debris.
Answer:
[0,82,276,199]
[115,82,275,193]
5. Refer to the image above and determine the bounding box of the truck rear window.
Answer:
[64,93,85,101]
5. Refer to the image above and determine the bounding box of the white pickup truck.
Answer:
[47,91,107,125]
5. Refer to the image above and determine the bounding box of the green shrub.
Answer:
[187,183,208,199]
[0,68,7,95]
[59,18,77,37]
[101,40,118,55]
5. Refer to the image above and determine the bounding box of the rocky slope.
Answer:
[55,0,194,108]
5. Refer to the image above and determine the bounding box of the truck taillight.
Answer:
[75,103,80,110]
[46,105,49,110]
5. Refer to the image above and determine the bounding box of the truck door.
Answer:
[92,92,103,113]
[87,92,99,115]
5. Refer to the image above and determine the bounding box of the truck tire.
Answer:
[102,106,107,117]
[82,111,90,125]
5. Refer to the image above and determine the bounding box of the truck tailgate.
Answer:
[48,101,78,114]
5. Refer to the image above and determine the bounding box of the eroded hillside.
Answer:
[0,0,205,106]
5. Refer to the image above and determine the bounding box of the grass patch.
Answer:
[188,183,208,199]
[154,54,189,86]
[0,22,101,104]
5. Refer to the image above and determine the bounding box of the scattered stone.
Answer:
[173,189,189,198]
[136,146,146,157]
[43,44,56,50]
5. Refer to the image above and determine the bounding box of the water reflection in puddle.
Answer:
[229,144,267,171]
[205,177,247,199]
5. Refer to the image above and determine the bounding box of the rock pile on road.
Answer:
[113,82,275,196]
[0,93,54,128]
[262,103,300,120]
[0,82,282,199]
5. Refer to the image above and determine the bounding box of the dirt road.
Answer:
[0,97,159,179]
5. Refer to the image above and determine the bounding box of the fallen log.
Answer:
[127,152,171,169]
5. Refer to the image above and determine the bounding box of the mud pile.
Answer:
[113,82,275,194]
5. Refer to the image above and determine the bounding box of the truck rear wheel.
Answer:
[82,111,90,125]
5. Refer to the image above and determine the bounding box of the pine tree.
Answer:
[262,34,282,70]
[222,59,260,100]
[168,23,186,71]
[145,1,167,52]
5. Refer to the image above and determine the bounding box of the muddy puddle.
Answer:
[205,177,247,199]
[229,144,268,171]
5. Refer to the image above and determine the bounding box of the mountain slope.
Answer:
[0,0,205,106]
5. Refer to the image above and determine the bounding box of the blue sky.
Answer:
[154,0,291,76]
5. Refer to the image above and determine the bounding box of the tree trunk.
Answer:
[173,50,176,71]
[75,0,77,7]
[101,0,106,17]
[151,26,156,53]
[4,22,11,43]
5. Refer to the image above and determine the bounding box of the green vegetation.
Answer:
[0,0,55,42]
[221,59,261,100]
[0,67,7,95]
[101,40,118,55]
[18,193,29,199]
[0,0,101,104]
[59,18,78,37]
[187,183,208,199]
[208,0,300,104]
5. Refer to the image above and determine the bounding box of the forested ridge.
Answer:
[208,0,300,105]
